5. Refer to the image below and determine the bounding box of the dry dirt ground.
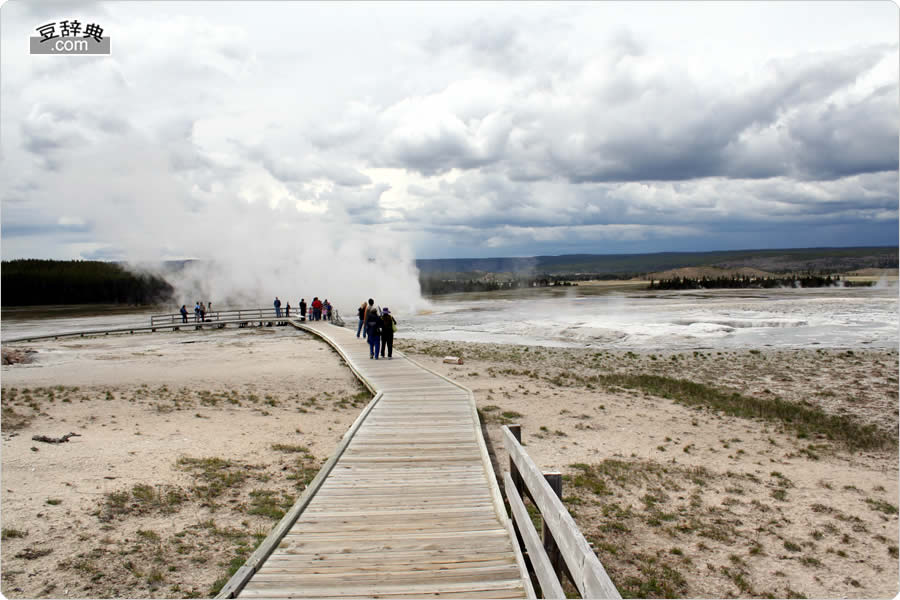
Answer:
[1,327,369,598]
[397,339,899,599]
[2,325,897,599]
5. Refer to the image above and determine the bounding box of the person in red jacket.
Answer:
[312,297,323,321]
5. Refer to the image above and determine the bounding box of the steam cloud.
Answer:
[32,126,427,317]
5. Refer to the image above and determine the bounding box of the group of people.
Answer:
[175,299,396,359]
[357,298,396,360]
[274,296,332,321]
[180,301,212,323]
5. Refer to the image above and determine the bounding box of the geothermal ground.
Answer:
[1,326,898,598]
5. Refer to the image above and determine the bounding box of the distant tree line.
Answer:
[416,247,898,277]
[419,275,577,295]
[2,259,174,306]
[648,274,874,291]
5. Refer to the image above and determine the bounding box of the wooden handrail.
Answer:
[149,306,336,327]
[504,470,566,599]
[502,425,621,599]
[150,307,276,327]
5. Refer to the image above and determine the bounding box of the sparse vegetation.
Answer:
[2,527,28,540]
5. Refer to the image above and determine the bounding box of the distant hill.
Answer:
[415,247,898,277]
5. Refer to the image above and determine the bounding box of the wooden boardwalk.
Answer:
[231,320,532,599]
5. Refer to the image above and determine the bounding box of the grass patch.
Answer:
[247,489,294,520]
[484,365,894,450]
[865,498,898,515]
[97,484,187,521]
[15,547,52,559]
[617,553,688,598]
[136,529,162,542]
[271,443,312,455]
[602,373,894,451]
[176,456,260,504]
[2,527,27,540]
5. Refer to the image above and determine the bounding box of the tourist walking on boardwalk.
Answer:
[180,304,188,323]
[380,308,396,359]
[366,302,382,359]
[274,296,282,318]
[325,299,332,321]
[299,298,307,321]
[363,298,374,340]
[357,302,367,337]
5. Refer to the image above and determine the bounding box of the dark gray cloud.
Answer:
[784,84,898,179]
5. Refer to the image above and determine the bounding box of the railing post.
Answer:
[508,424,523,497]
[543,472,564,579]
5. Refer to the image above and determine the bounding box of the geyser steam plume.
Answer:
[38,131,426,316]
[163,217,425,316]
[141,195,426,315]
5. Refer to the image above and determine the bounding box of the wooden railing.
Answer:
[149,307,341,327]
[4,308,339,344]
[502,424,621,599]
[150,307,277,327]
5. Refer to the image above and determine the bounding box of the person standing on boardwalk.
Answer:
[199,302,206,322]
[285,302,291,318]
[363,298,374,340]
[357,302,367,337]
[180,304,188,323]
[312,297,323,320]
[274,296,282,318]
[299,298,307,321]
[380,307,396,359]
[325,299,333,321]
[194,302,201,322]
[366,303,382,359]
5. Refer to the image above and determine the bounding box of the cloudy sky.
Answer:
[1,0,898,263]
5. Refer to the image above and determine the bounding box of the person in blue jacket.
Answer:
[365,301,382,359]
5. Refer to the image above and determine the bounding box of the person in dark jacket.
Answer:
[357,302,367,337]
[380,307,396,359]
[365,303,382,359]
[299,298,307,321]
[180,304,188,323]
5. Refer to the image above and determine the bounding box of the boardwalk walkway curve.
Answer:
[219,319,534,599]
